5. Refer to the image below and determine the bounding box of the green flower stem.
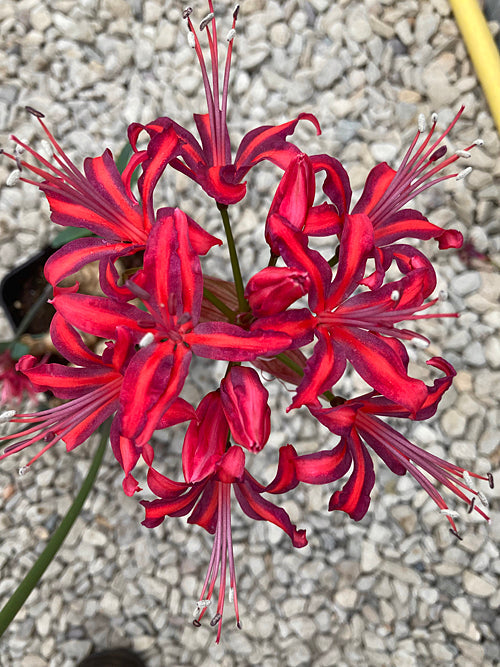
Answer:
[217,203,249,313]
[0,419,110,638]
[6,283,53,352]
[276,352,305,377]
[203,287,237,322]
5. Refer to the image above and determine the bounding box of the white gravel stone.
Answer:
[462,571,496,598]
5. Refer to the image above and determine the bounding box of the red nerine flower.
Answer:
[256,209,444,414]
[141,390,305,642]
[0,349,39,407]
[128,3,320,205]
[50,208,291,474]
[300,110,476,287]
[2,107,221,286]
[295,358,493,535]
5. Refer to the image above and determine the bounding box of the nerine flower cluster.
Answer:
[0,2,493,642]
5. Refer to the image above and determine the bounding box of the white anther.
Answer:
[440,508,460,518]
[18,466,30,476]
[199,12,215,30]
[193,599,211,616]
[14,144,24,156]
[226,28,236,41]
[40,139,54,159]
[431,112,438,123]
[477,491,489,507]
[474,138,484,146]
[456,166,472,181]
[229,588,234,603]
[187,31,196,48]
[439,289,448,301]
[6,170,21,186]
[139,332,154,348]
[463,470,473,487]
[233,4,240,19]
[390,290,400,302]
[455,150,471,158]
[182,7,193,19]
[418,114,426,133]
[410,337,429,349]
[0,410,16,423]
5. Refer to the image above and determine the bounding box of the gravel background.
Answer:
[1,1,499,666]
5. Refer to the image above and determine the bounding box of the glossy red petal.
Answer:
[182,391,229,484]
[235,472,308,548]
[49,312,103,367]
[289,329,346,410]
[52,293,153,339]
[326,213,374,310]
[335,327,428,414]
[45,238,143,286]
[245,267,310,317]
[188,322,292,361]
[328,431,375,521]
[311,154,352,220]
[351,162,396,216]
[294,439,351,484]
[234,113,321,177]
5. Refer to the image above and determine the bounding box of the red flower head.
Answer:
[141,390,305,642]
[127,3,320,205]
[295,358,493,537]
[0,349,39,407]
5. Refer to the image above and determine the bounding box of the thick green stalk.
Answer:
[217,203,249,313]
[0,420,110,637]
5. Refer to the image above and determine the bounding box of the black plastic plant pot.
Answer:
[0,246,55,334]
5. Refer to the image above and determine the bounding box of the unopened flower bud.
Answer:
[220,366,270,453]
[245,267,310,317]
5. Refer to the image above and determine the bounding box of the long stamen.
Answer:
[368,107,479,227]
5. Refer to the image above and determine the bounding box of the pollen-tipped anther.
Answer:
[390,290,400,302]
[199,12,215,30]
[25,105,45,118]
[226,28,236,41]
[449,528,463,541]
[456,149,471,158]
[0,410,16,423]
[462,470,473,487]
[187,31,196,48]
[431,112,438,123]
[182,7,193,19]
[210,613,222,626]
[6,170,21,186]
[429,145,447,162]
[192,619,201,627]
[139,332,155,348]
[487,472,494,489]
[418,114,426,133]
[477,490,489,507]
[474,138,484,146]
[467,497,475,514]
[456,167,472,181]
[440,508,460,519]
[233,4,240,19]
[18,465,30,476]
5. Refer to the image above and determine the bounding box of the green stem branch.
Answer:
[217,203,248,313]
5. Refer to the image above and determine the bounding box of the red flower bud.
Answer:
[220,366,270,453]
[245,267,310,317]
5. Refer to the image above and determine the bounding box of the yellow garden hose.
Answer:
[449,0,500,133]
